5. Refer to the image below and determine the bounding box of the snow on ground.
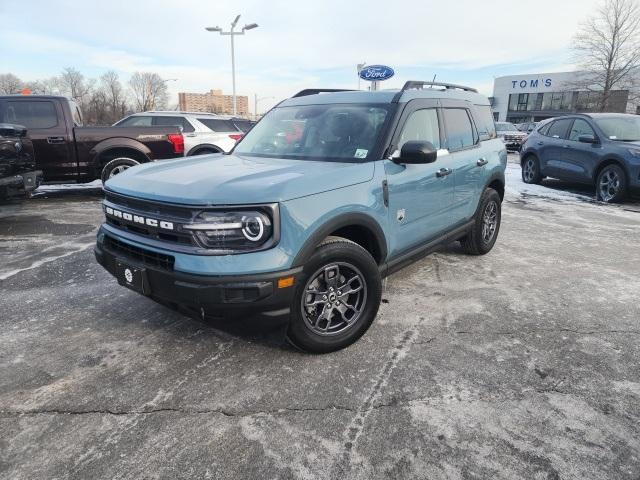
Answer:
[34,179,102,193]
[504,162,592,203]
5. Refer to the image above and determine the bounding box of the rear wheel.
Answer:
[101,157,139,183]
[596,164,627,203]
[522,155,542,184]
[286,237,382,353]
[461,188,502,255]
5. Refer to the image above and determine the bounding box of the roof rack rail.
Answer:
[392,80,478,102]
[292,88,356,98]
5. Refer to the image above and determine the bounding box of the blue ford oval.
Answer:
[359,65,394,81]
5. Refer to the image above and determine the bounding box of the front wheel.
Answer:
[596,164,627,203]
[286,237,382,353]
[522,155,542,184]
[461,188,502,255]
[101,157,140,183]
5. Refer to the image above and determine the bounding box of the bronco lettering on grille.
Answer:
[105,206,174,230]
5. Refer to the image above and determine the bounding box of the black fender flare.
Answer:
[91,138,152,166]
[186,144,223,156]
[292,212,388,267]
[483,169,505,199]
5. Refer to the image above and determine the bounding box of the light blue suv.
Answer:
[95,81,507,352]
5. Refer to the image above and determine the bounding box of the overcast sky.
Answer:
[0,0,602,113]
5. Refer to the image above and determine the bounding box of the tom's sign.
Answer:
[511,78,553,89]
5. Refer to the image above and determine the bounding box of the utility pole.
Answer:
[206,16,258,116]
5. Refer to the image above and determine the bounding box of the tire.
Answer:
[596,164,627,203]
[522,155,542,184]
[461,188,502,256]
[101,157,140,183]
[286,237,382,353]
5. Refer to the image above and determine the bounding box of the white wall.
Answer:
[491,72,576,121]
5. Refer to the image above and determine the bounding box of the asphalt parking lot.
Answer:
[1,156,640,479]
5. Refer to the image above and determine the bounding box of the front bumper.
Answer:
[0,170,42,196]
[95,236,301,318]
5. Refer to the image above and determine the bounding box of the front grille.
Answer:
[504,134,523,143]
[104,235,175,271]
[103,192,196,246]
[105,217,193,245]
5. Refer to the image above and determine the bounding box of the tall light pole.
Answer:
[254,94,274,120]
[206,16,258,116]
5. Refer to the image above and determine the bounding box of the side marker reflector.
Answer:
[277,276,295,289]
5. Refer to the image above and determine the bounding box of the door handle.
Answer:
[185,133,196,137]
[47,136,65,144]
[436,167,453,178]
[537,141,544,146]
[476,158,488,167]
[563,144,570,148]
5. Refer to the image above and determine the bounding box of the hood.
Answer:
[105,153,374,205]
[498,130,526,136]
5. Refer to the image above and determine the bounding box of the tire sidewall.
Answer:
[101,157,139,183]
[287,241,382,353]
[596,164,627,203]
[474,189,502,254]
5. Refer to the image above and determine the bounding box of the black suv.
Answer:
[520,113,640,202]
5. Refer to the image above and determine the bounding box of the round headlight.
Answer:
[242,215,265,241]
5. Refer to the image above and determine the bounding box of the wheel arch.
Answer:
[186,144,223,156]
[292,213,388,268]
[593,157,630,183]
[92,138,152,165]
[483,171,505,202]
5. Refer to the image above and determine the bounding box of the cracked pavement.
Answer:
[1,156,640,479]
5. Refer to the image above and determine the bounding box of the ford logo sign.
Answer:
[359,65,395,82]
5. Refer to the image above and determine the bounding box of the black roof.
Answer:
[0,95,71,101]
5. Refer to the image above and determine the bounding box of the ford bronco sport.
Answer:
[95,81,507,353]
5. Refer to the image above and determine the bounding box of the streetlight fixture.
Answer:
[205,15,259,116]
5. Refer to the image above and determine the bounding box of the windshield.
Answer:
[594,116,640,141]
[496,122,518,132]
[234,104,389,161]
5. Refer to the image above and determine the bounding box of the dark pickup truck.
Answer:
[0,123,41,199]
[0,95,185,183]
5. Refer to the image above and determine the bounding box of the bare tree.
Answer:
[100,70,127,121]
[572,0,640,111]
[128,72,168,111]
[25,77,62,95]
[0,73,23,94]
[58,67,92,104]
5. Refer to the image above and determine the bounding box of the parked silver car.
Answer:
[495,122,527,152]
[114,111,243,156]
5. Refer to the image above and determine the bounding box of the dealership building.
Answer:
[491,71,638,123]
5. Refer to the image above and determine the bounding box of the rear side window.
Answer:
[2,100,58,129]
[473,105,496,140]
[198,118,240,132]
[546,118,573,139]
[538,122,552,135]
[397,109,441,150]
[116,116,152,127]
[443,108,476,150]
[568,119,595,141]
[153,116,195,133]
[233,120,255,132]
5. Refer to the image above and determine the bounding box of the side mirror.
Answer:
[578,134,597,144]
[397,141,438,164]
